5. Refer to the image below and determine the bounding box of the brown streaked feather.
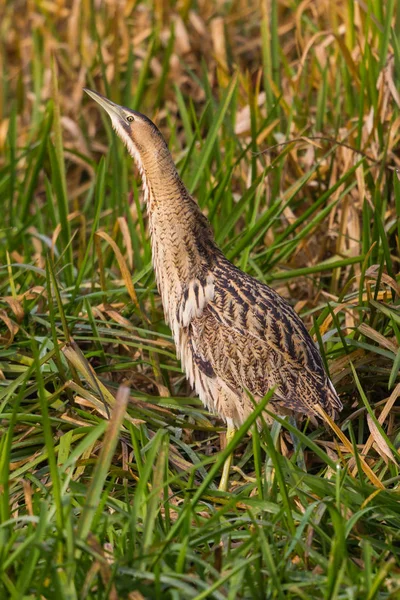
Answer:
[186,258,342,423]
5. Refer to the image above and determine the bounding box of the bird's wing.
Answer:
[186,262,341,418]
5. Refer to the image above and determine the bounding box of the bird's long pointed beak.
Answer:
[83,88,126,121]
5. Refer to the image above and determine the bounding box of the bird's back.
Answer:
[185,255,342,425]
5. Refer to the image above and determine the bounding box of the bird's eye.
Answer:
[127,115,134,123]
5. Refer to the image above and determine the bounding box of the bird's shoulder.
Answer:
[175,256,322,373]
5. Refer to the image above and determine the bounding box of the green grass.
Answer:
[1,0,400,597]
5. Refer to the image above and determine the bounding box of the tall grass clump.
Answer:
[0,1,400,597]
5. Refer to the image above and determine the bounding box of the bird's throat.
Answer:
[140,171,217,336]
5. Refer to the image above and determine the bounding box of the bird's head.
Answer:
[84,88,168,171]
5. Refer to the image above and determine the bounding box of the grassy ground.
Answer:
[1,0,400,597]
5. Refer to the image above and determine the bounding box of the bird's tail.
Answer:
[325,379,343,420]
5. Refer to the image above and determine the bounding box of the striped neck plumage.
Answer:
[111,113,217,328]
[111,117,184,209]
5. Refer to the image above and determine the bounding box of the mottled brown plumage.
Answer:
[85,89,342,428]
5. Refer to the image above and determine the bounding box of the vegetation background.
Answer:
[1,0,400,597]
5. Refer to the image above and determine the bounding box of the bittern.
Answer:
[84,88,342,489]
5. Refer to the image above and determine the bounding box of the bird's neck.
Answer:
[137,148,217,330]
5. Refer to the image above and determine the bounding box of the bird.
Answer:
[84,88,342,489]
